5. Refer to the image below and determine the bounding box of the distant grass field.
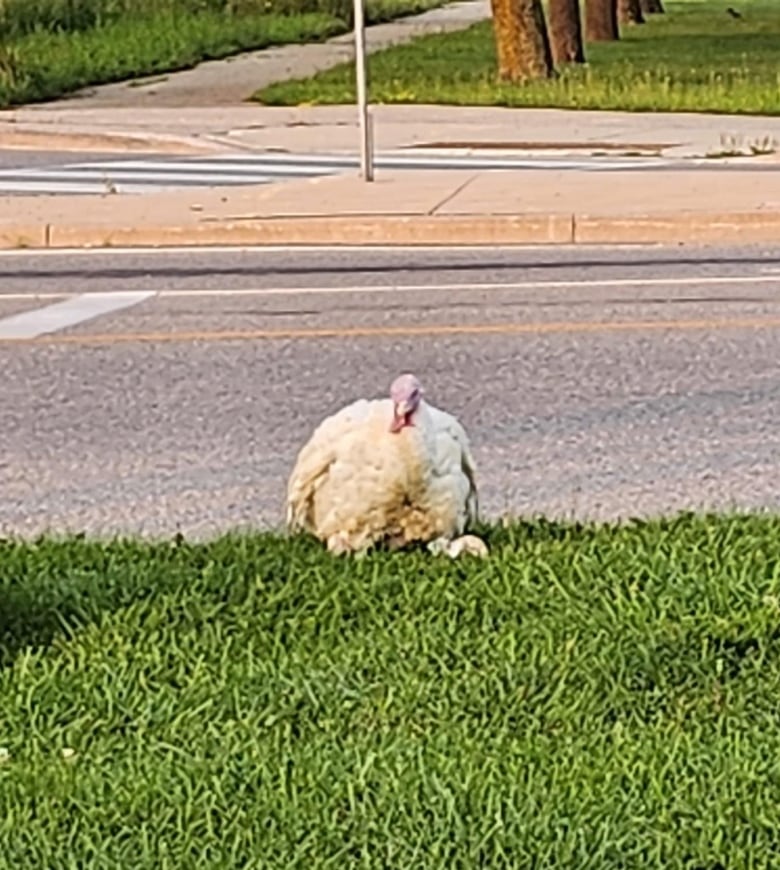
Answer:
[0,0,445,108]
[256,0,780,115]
[4,514,780,866]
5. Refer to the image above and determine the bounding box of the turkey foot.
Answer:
[428,535,489,559]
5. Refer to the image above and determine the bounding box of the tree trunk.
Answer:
[490,0,554,81]
[640,0,664,12]
[618,0,644,25]
[585,0,619,41]
[548,0,585,64]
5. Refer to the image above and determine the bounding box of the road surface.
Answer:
[0,147,777,196]
[0,150,746,196]
[3,242,780,539]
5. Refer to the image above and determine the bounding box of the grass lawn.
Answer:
[4,514,780,866]
[255,0,780,115]
[0,0,446,108]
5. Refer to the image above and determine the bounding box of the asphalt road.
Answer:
[3,243,780,540]
[1,146,779,197]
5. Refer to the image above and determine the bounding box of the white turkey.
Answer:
[285,373,488,558]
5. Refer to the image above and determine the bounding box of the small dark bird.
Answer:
[726,7,742,18]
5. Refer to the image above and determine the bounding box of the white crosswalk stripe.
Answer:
[0,150,701,196]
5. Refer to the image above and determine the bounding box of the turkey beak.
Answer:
[390,401,407,432]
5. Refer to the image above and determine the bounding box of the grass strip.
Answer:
[3,513,780,865]
[0,0,447,107]
[255,0,780,116]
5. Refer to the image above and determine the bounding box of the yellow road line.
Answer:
[3,315,780,347]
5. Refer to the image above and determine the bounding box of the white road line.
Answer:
[9,160,326,174]
[0,291,156,339]
[150,274,780,297]
[0,179,280,195]
[200,151,675,166]
[0,273,779,303]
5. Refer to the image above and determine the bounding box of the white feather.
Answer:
[286,394,479,554]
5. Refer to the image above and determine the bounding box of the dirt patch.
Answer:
[405,140,676,154]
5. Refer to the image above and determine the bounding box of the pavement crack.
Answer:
[428,172,478,215]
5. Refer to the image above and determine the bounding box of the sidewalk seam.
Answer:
[428,173,478,215]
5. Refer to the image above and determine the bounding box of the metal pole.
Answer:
[352,0,374,181]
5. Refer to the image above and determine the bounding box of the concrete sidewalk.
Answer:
[2,160,779,249]
[0,0,777,251]
[3,104,780,159]
[2,100,779,250]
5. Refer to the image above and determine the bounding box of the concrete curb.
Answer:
[0,128,218,154]
[575,212,780,244]
[2,212,779,250]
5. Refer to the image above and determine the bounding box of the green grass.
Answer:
[5,514,780,865]
[0,0,387,37]
[0,0,446,108]
[256,0,780,115]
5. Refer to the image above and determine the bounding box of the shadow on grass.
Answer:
[0,521,555,667]
[0,531,310,667]
[3,513,776,678]
[0,534,190,667]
